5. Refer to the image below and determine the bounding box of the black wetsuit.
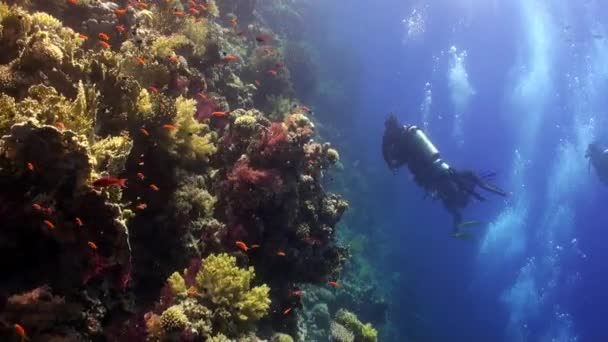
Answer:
[587,143,608,186]
[382,119,506,231]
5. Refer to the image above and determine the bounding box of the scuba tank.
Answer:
[406,125,452,174]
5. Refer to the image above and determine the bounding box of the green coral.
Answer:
[136,88,153,118]
[173,174,216,219]
[233,114,257,131]
[207,0,220,17]
[160,305,189,332]
[151,34,191,59]
[170,96,217,163]
[182,17,208,56]
[271,333,294,342]
[167,272,187,295]
[30,12,62,30]
[331,322,355,342]
[327,148,340,164]
[335,310,378,342]
[90,135,133,176]
[208,334,231,342]
[195,253,271,322]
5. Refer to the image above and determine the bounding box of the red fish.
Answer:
[235,241,248,251]
[169,55,180,64]
[211,111,229,117]
[44,207,53,215]
[136,172,145,180]
[275,63,285,68]
[291,290,305,297]
[140,128,150,136]
[174,10,185,17]
[78,33,89,40]
[14,324,27,342]
[87,241,98,250]
[230,18,238,27]
[282,307,293,315]
[149,86,158,93]
[149,184,159,191]
[114,8,128,16]
[198,91,208,99]
[301,105,312,112]
[328,281,340,288]
[136,203,147,210]
[98,32,110,41]
[199,3,207,11]
[276,251,286,257]
[187,287,198,296]
[189,7,199,15]
[92,177,127,188]
[162,124,178,131]
[255,35,267,43]
[134,2,148,9]
[250,244,260,249]
[254,80,261,86]
[99,40,111,49]
[267,70,278,76]
[43,220,55,229]
[26,162,34,171]
[75,217,83,227]
[67,0,78,5]
[116,25,126,33]
[223,54,239,62]
[136,57,146,65]
[32,203,43,211]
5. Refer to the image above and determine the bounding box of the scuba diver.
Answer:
[382,114,507,237]
[586,142,608,186]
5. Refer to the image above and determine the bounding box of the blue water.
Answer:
[301,0,608,340]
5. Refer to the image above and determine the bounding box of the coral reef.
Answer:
[0,1,370,341]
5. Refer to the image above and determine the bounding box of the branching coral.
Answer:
[90,134,133,176]
[334,309,378,342]
[168,96,217,164]
[195,253,271,322]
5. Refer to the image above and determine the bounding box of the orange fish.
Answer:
[169,55,179,64]
[136,57,146,65]
[276,251,286,257]
[254,80,261,86]
[250,244,260,249]
[189,7,199,15]
[115,25,126,33]
[174,10,185,17]
[199,4,207,11]
[149,184,159,191]
[43,220,55,229]
[223,54,239,62]
[137,172,145,180]
[282,307,293,315]
[235,241,248,251]
[187,287,198,296]
[198,91,208,99]
[328,281,340,288]
[98,32,110,41]
[140,128,150,136]
[93,177,127,188]
[75,217,83,227]
[230,18,238,27]
[162,124,178,131]
[134,2,148,9]
[267,70,278,76]
[87,241,98,250]
[114,8,128,16]
[27,162,34,171]
[78,33,89,40]
[44,207,53,215]
[99,40,111,49]
[67,0,78,5]
[32,203,43,211]
[136,203,147,210]
[54,122,65,130]
[14,324,27,342]
[149,86,159,93]
[211,111,229,117]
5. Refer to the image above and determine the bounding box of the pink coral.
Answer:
[228,158,282,191]
[261,122,288,155]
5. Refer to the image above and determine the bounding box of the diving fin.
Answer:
[456,220,483,230]
[451,231,473,240]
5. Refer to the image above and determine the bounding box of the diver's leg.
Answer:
[451,209,463,233]
[476,179,508,197]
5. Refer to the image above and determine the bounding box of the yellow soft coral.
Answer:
[167,272,187,295]
[182,17,208,56]
[195,254,271,322]
[151,34,191,59]
[90,135,133,176]
[170,96,217,163]
[160,305,189,332]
